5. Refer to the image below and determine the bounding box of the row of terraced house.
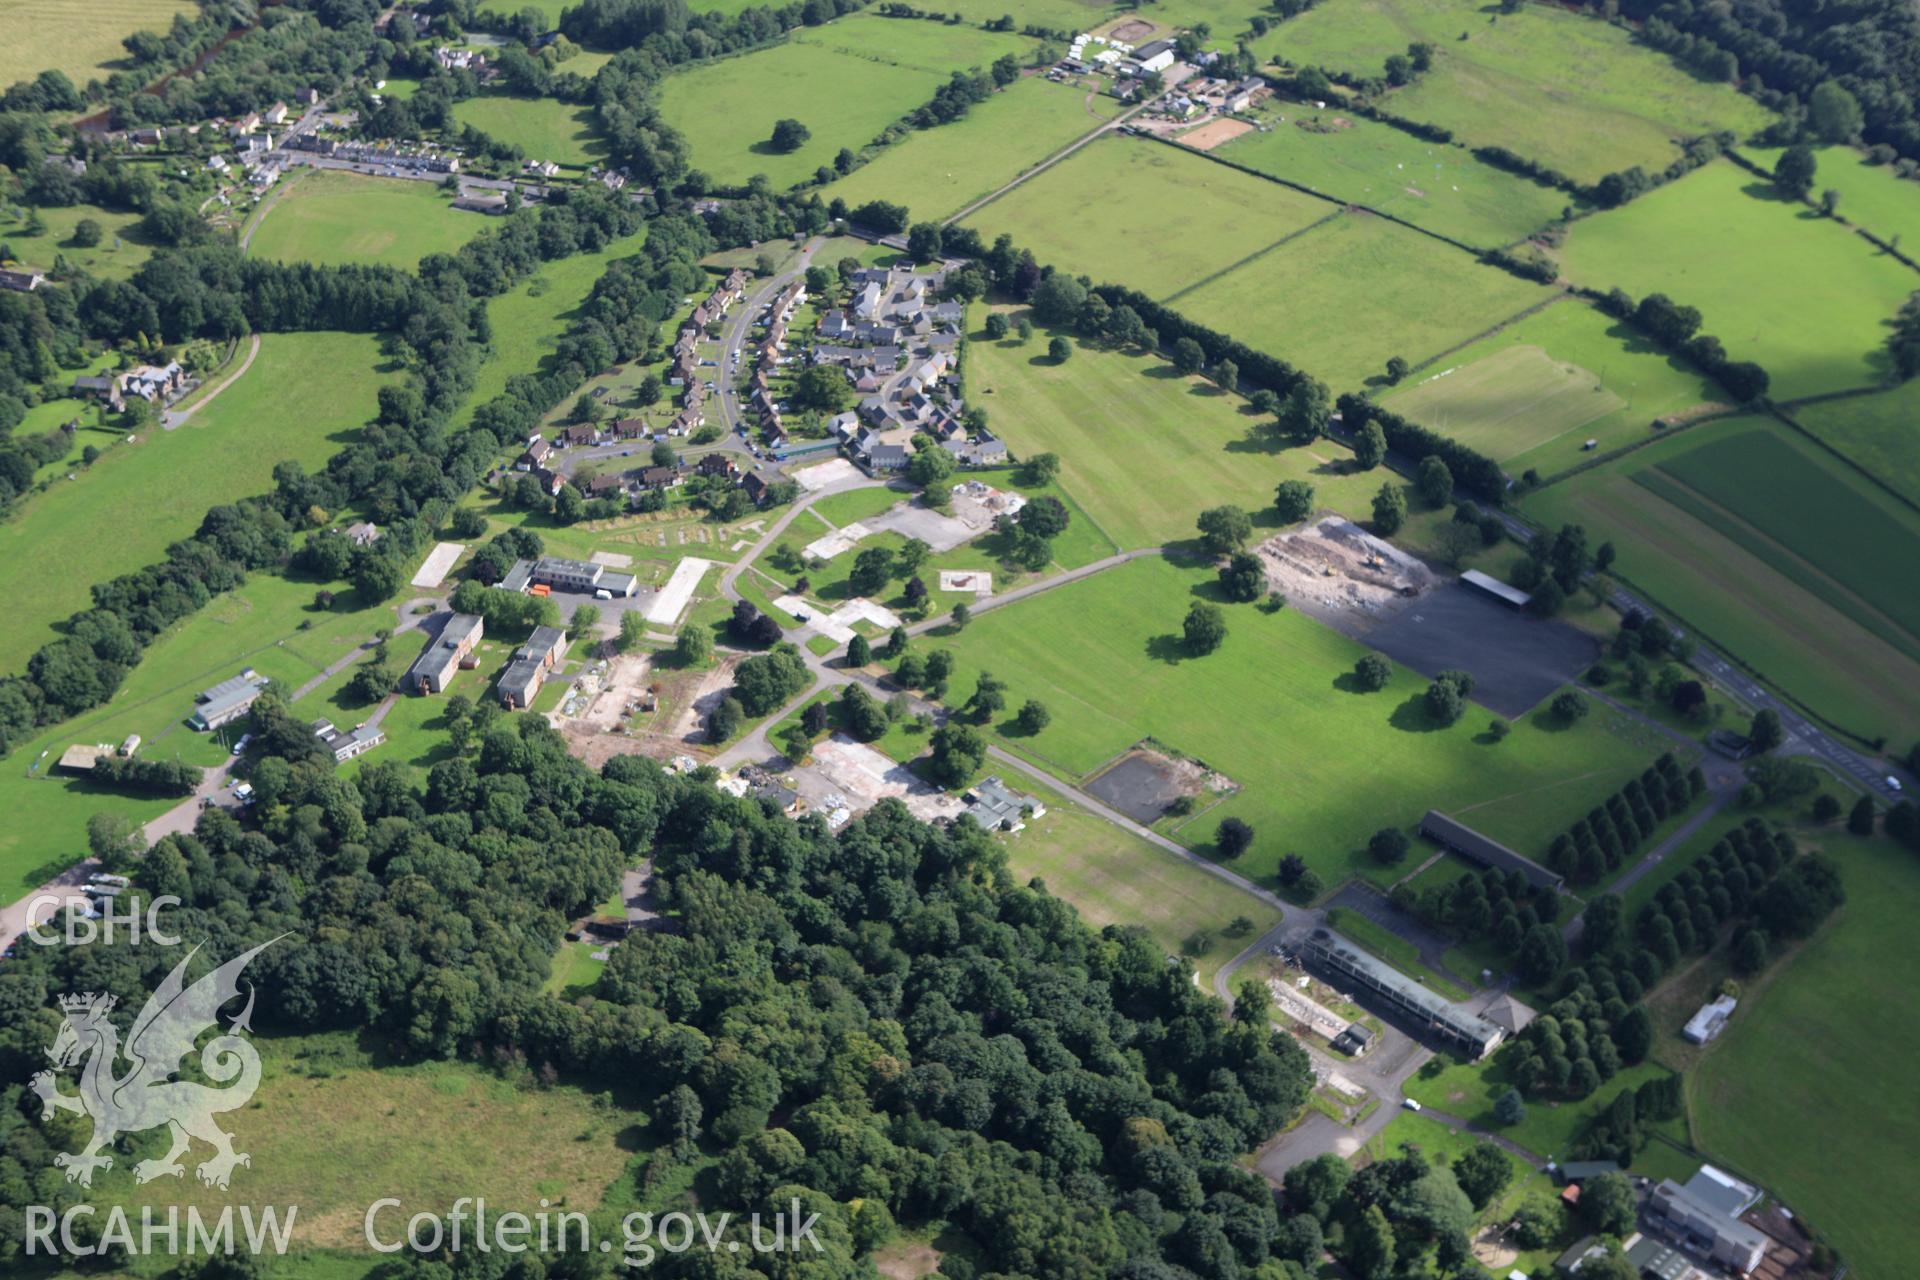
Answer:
[748,278,810,445]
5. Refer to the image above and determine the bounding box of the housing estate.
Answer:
[405,614,484,694]
[189,670,270,731]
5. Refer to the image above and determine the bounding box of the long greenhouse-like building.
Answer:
[1302,929,1506,1060]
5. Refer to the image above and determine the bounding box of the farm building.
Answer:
[1460,569,1532,610]
[405,614,484,694]
[1130,39,1176,72]
[190,670,271,731]
[1420,810,1565,892]
[1302,929,1506,1060]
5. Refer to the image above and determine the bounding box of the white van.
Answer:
[594,588,612,600]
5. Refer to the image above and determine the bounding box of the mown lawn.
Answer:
[451,93,607,167]
[0,0,194,90]
[963,134,1342,300]
[248,170,485,270]
[1554,160,1914,399]
[1253,0,1770,185]
[1524,416,1920,743]
[1691,832,1920,1280]
[826,76,1121,222]
[0,331,395,673]
[1380,295,1724,476]
[656,17,1032,188]
[927,555,1660,890]
[1207,103,1567,249]
[1403,1054,1677,1163]
[1178,209,1551,390]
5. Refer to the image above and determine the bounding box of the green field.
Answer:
[826,76,1121,222]
[1742,144,1920,254]
[1254,0,1770,185]
[1651,425,1920,643]
[0,571,405,895]
[968,305,1386,548]
[111,1033,635,1249]
[0,201,153,280]
[1692,833,1920,1280]
[964,135,1342,299]
[1404,1054,1677,1165]
[0,0,195,91]
[656,17,1032,188]
[1791,379,1920,508]
[930,555,1658,889]
[1205,105,1568,248]
[248,171,485,270]
[451,93,607,167]
[1524,415,1920,743]
[0,332,394,673]
[1555,160,1916,399]
[468,229,649,411]
[1179,209,1551,389]
[1381,296,1724,473]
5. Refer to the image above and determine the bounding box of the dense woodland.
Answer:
[0,710,1319,1279]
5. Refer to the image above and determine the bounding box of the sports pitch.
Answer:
[1524,415,1920,742]
[248,170,486,270]
[1382,296,1723,472]
[963,135,1342,300]
[1254,0,1770,185]
[450,93,607,167]
[1554,160,1916,400]
[1177,209,1551,389]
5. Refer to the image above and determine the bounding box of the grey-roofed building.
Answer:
[499,559,534,593]
[1303,928,1506,1060]
[1420,809,1565,892]
[867,443,911,472]
[1623,1235,1691,1280]
[311,718,385,763]
[406,614,484,694]
[1460,568,1532,610]
[532,557,604,593]
[597,571,637,597]
[496,657,548,709]
[1646,1169,1769,1273]
[1550,1159,1623,1185]
[963,776,1045,832]
[521,625,570,667]
[189,670,270,731]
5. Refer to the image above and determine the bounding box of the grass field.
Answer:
[1178,209,1551,389]
[0,201,153,280]
[0,332,394,673]
[1381,296,1724,474]
[1790,379,1920,508]
[468,229,649,412]
[1555,160,1916,399]
[248,171,485,270]
[968,306,1386,548]
[963,135,1342,300]
[0,0,195,91]
[825,77,1121,222]
[111,1032,637,1249]
[1404,1054,1676,1164]
[1742,144,1920,254]
[451,93,607,167]
[1253,0,1770,185]
[1206,105,1568,248]
[931,555,1658,890]
[1691,833,1920,1280]
[1524,415,1920,743]
[656,17,1032,188]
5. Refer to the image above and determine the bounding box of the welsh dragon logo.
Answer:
[32,939,281,1190]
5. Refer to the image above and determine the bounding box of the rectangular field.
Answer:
[0,0,195,90]
[932,555,1657,890]
[1741,144,1920,253]
[1206,106,1567,248]
[467,229,649,411]
[967,305,1386,548]
[1381,295,1723,473]
[655,17,1032,188]
[825,77,1121,223]
[248,170,486,270]
[963,134,1342,300]
[0,201,153,280]
[450,93,607,167]
[1791,379,1920,509]
[1253,0,1770,185]
[0,332,394,673]
[1523,416,1920,743]
[1177,209,1551,389]
[1555,160,1915,399]
[1691,833,1920,1280]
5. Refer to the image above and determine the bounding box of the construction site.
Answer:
[1254,515,1436,626]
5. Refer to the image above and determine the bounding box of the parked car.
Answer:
[230,733,253,756]
[1402,1098,1422,1112]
